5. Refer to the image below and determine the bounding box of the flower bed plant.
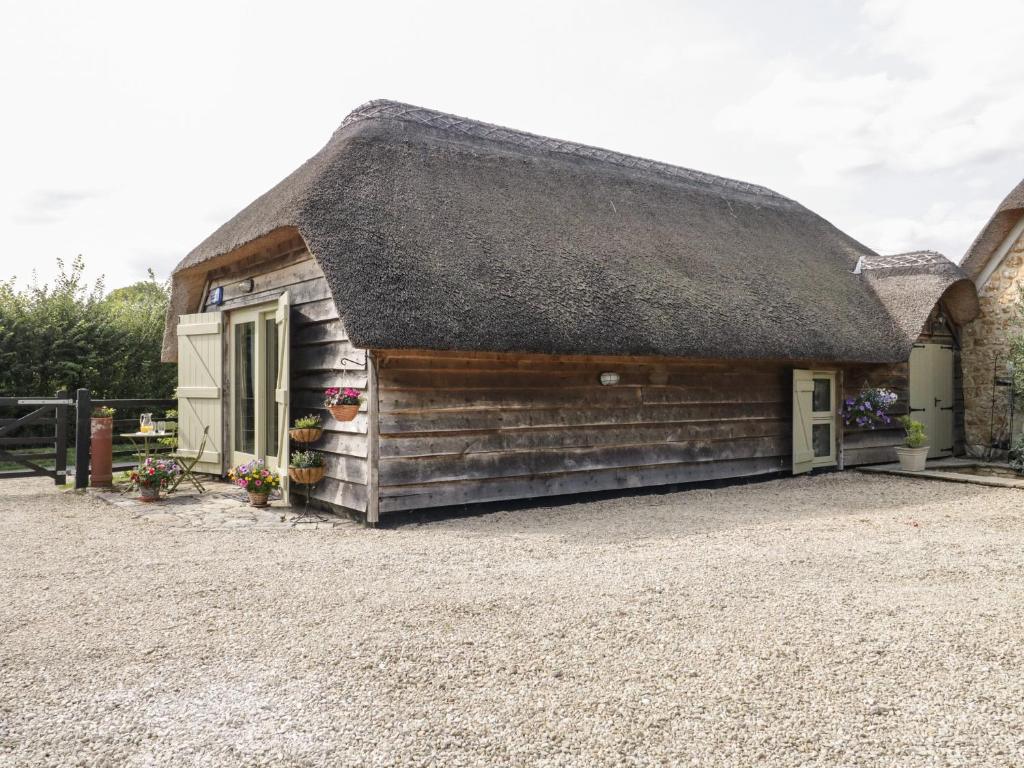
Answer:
[92,406,116,418]
[228,459,280,506]
[897,416,927,448]
[289,414,323,443]
[293,414,322,429]
[290,450,324,468]
[842,387,898,429]
[130,457,179,487]
[288,450,325,485]
[129,457,180,501]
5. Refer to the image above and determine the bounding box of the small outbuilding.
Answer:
[958,179,1024,453]
[162,100,979,522]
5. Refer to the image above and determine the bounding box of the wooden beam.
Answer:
[366,351,381,526]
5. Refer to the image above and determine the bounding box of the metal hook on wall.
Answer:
[340,355,367,368]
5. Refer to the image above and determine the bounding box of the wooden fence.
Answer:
[0,389,175,488]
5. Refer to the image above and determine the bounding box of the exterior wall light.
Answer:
[599,372,620,386]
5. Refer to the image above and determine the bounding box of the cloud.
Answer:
[716,0,1024,184]
[852,198,999,259]
[14,189,101,225]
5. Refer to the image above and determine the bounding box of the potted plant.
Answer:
[895,416,929,471]
[325,387,362,422]
[289,450,326,485]
[90,405,116,487]
[129,457,180,502]
[289,414,323,443]
[227,459,281,507]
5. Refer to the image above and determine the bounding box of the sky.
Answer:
[2,0,1022,291]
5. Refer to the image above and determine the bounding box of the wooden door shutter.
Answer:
[792,369,814,475]
[275,292,290,503]
[933,345,955,455]
[176,312,223,475]
[908,345,933,453]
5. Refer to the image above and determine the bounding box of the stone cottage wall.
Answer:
[960,228,1024,453]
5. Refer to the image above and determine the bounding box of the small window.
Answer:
[812,423,831,458]
[812,378,831,413]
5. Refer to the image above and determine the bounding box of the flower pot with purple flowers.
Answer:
[130,457,179,502]
[841,387,898,431]
[227,459,281,506]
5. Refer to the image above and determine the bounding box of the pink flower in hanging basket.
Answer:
[325,386,362,407]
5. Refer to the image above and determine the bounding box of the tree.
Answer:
[0,258,176,398]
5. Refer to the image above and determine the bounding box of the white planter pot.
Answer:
[895,446,929,472]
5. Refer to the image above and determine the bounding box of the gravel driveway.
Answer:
[1,473,1022,767]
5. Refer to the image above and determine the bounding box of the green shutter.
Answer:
[176,312,223,474]
[792,369,814,475]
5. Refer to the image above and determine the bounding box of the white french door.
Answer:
[229,296,289,487]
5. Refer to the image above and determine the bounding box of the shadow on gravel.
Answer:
[382,471,993,542]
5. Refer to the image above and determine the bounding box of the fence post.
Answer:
[54,389,68,486]
[74,388,91,489]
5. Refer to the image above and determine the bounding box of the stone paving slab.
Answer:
[858,457,1024,489]
[88,481,358,530]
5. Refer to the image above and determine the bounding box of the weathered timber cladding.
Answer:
[203,244,370,513]
[841,362,908,467]
[375,351,793,514]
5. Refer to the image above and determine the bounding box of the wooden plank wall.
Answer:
[840,362,909,467]
[202,242,369,513]
[374,351,793,514]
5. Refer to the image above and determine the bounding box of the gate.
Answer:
[0,391,73,484]
[0,389,176,487]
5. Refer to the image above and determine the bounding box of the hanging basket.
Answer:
[289,466,326,485]
[248,491,270,507]
[328,404,359,422]
[288,427,323,443]
[139,484,161,502]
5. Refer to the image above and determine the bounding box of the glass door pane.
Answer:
[812,423,831,458]
[263,315,279,456]
[812,378,831,413]
[234,322,256,454]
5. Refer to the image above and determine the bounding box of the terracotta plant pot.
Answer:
[328,404,359,422]
[289,465,326,485]
[895,446,929,472]
[288,427,323,443]
[248,491,270,507]
[139,484,160,502]
[90,416,113,487]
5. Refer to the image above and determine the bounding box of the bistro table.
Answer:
[120,431,169,461]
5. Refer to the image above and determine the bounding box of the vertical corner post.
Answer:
[74,388,91,489]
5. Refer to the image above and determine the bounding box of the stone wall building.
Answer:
[960,179,1024,454]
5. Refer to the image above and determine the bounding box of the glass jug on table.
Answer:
[139,413,154,434]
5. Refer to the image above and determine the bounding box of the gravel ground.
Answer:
[1,472,1022,767]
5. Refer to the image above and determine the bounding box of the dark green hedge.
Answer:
[0,257,176,399]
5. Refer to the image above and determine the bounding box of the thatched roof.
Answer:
[163,100,974,364]
[861,251,979,341]
[960,178,1024,280]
